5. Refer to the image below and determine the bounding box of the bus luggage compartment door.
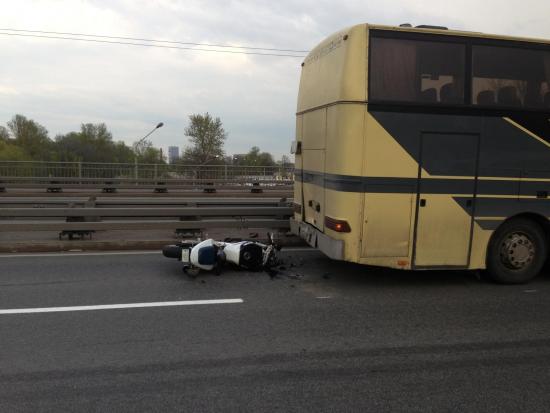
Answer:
[414,132,479,268]
[302,149,325,231]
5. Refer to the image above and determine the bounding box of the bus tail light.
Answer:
[325,216,351,233]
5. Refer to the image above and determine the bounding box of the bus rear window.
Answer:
[370,37,466,105]
[472,46,550,109]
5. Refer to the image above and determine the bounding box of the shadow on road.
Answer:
[154,248,550,292]
[278,250,550,290]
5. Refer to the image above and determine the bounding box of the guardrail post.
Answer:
[134,159,138,181]
[203,182,216,193]
[251,182,263,194]
[78,161,82,179]
[224,164,228,180]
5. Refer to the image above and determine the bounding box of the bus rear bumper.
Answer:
[290,218,344,260]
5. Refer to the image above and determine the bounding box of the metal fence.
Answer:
[0,161,295,180]
[0,198,293,233]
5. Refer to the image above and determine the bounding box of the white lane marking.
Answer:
[0,299,243,315]
[316,296,332,299]
[0,251,160,258]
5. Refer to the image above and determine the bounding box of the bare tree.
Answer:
[181,113,226,164]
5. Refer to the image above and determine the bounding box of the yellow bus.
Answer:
[290,23,550,284]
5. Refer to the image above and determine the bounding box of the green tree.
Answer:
[0,123,31,161]
[74,123,113,162]
[55,123,136,163]
[0,126,9,142]
[236,146,275,166]
[0,140,30,161]
[133,139,164,164]
[80,123,112,146]
[113,141,135,163]
[181,113,226,164]
[54,131,87,162]
[279,154,291,166]
[1,115,167,165]
[7,114,54,160]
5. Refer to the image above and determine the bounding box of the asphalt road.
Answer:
[1,250,550,412]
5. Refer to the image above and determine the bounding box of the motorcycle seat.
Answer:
[198,246,217,266]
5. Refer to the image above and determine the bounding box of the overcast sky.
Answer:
[1,0,550,159]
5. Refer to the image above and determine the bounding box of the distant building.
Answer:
[168,146,180,164]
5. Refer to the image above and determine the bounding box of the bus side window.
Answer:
[370,37,465,105]
[477,90,496,105]
[440,82,462,104]
[498,86,522,107]
[419,88,437,102]
[472,46,550,110]
[543,81,550,108]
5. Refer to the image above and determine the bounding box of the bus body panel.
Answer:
[301,108,326,231]
[324,188,363,262]
[362,192,414,258]
[470,221,494,269]
[296,24,367,235]
[325,104,367,262]
[415,133,479,267]
[415,194,476,267]
[361,112,420,261]
[302,149,325,230]
[326,105,366,177]
[297,25,367,113]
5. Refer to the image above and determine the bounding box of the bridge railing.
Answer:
[0,161,295,180]
[0,199,293,233]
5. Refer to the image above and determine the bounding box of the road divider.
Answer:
[0,199,293,234]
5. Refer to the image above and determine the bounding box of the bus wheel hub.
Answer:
[500,233,535,270]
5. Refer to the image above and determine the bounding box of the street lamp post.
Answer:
[200,154,221,166]
[135,122,164,147]
[134,122,164,180]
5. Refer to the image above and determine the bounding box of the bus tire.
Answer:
[486,218,547,284]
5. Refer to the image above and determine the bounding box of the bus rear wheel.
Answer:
[486,218,547,284]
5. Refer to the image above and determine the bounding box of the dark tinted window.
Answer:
[472,46,550,109]
[370,37,466,105]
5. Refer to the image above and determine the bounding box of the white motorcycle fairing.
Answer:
[189,239,218,270]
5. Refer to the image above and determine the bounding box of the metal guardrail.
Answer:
[0,175,294,194]
[0,198,293,233]
[0,161,295,180]
[0,207,291,218]
[0,198,293,207]
[0,177,293,183]
[0,220,291,232]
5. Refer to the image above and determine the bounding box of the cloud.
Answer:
[1,0,549,159]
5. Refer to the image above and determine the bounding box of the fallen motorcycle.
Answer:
[162,233,280,277]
